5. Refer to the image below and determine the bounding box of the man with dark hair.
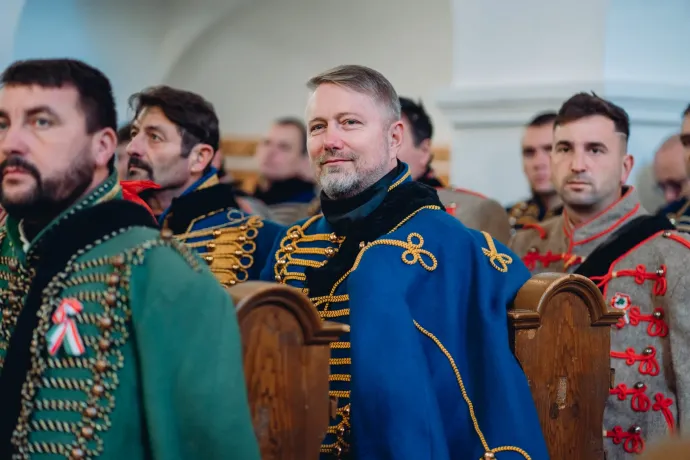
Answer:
[126,85,283,286]
[661,104,690,229]
[511,92,690,458]
[262,64,548,459]
[507,111,563,227]
[0,59,258,458]
[396,96,512,243]
[115,123,132,179]
[253,116,316,224]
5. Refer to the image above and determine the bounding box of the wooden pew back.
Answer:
[228,282,348,460]
[510,273,624,460]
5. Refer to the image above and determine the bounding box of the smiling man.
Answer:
[126,85,283,286]
[261,64,548,459]
[0,58,258,459]
[510,93,690,458]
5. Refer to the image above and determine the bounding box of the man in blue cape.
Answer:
[261,64,549,459]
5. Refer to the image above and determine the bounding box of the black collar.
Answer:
[306,177,443,298]
[320,163,403,234]
[163,183,242,234]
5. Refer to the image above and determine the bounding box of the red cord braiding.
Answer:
[610,347,660,376]
[605,426,644,453]
[590,264,667,295]
[610,383,651,411]
[652,393,675,432]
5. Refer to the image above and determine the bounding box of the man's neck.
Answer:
[565,192,623,227]
[147,175,205,216]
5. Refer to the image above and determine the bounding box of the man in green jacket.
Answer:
[0,58,259,459]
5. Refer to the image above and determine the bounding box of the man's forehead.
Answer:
[0,84,79,110]
[306,83,377,118]
[133,106,174,128]
[553,117,618,139]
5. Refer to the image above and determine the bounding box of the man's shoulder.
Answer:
[510,215,562,252]
[84,226,207,275]
[436,186,486,206]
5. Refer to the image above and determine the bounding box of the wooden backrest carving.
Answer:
[228,281,348,460]
[509,273,624,460]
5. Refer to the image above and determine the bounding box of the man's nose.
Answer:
[0,124,29,158]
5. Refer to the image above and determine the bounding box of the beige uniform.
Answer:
[436,187,511,245]
[510,187,690,458]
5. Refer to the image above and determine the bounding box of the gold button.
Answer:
[325,247,336,257]
[204,255,214,264]
[81,426,94,439]
[95,360,109,373]
[160,228,174,240]
[104,293,117,306]
[212,229,222,238]
[98,339,110,352]
[83,407,98,418]
[291,231,300,239]
[206,243,217,251]
[107,274,120,287]
[98,316,113,330]
[91,384,105,396]
[110,255,125,268]
[70,448,85,459]
[329,233,338,243]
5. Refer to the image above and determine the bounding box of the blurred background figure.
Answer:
[653,134,688,206]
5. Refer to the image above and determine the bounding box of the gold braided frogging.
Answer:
[176,209,263,287]
[414,320,531,460]
[480,231,512,272]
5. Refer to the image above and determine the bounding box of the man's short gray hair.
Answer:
[307,65,401,124]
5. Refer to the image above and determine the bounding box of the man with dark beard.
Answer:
[126,85,284,286]
[0,58,259,459]
[261,64,548,459]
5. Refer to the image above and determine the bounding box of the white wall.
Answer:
[165,0,454,144]
[10,0,246,125]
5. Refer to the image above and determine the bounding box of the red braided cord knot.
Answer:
[615,306,669,337]
[521,249,583,271]
[605,426,644,453]
[610,347,660,376]
[591,264,667,295]
[652,393,675,432]
[610,383,651,411]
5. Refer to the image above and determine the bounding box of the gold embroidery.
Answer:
[273,203,442,457]
[6,232,203,459]
[481,231,512,272]
[176,209,263,287]
[414,320,532,460]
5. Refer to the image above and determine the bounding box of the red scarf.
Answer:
[120,180,160,218]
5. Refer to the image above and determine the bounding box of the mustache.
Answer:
[127,157,154,176]
[0,156,41,181]
[564,174,592,185]
[319,150,356,165]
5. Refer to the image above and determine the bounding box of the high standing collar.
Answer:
[563,186,645,246]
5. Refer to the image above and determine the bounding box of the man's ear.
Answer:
[388,120,404,159]
[621,153,634,184]
[93,127,118,167]
[188,144,216,174]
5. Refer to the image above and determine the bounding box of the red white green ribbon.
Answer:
[47,298,85,357]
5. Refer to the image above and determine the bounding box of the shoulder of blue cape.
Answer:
[342,207,549,460]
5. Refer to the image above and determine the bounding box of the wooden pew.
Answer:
[510,273,624,460]
[228,282,348,460]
